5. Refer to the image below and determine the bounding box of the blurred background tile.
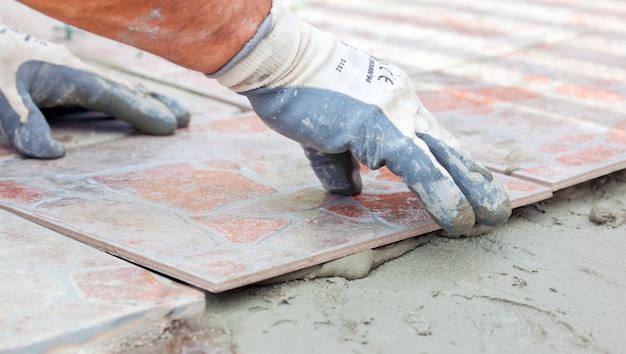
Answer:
[0,209,204,353]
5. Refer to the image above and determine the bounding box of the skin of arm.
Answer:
[16,0,272,73]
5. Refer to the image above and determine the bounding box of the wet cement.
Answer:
[589,200,626,227]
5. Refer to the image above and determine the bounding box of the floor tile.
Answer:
[0,108,552,292]
[295,0,582,75]
[0,208,204,353]
[412,34,626,190]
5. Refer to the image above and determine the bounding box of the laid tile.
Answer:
[413,34,626,190]
[295,0,579,74]
[95,163,275,213]
[0,107,552,292]
[496,173,553,208]
[0,208,204,353]
[0,138,19,163]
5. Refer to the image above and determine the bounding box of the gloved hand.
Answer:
[210,0,511,235]
[0,24,190,159]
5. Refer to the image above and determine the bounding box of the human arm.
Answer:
[17,0,272,73]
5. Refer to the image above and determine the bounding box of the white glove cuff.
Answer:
[208,0,316,92]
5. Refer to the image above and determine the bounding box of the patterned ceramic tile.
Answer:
[295,0,580,75]
[0,107,551,292]
[413,34,626,190]
[0,208,204,353]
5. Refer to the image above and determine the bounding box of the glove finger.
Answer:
[416,132,512,227]
[348,122,476,234]
[149,92,191,128]
[302,146,362,196]
[26,62,178,135]
[380,136,476,234]
[0,92,64,159]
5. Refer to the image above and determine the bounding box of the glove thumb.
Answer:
[0,91,64,159]
[303,146,362,196]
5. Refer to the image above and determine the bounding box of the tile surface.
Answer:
[413,37,626,190]
[0,107,551,292]
[0,209,204,353]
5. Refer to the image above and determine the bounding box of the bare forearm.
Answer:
[17,0,271,73]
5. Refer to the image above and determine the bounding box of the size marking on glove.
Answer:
[378,66,394,85]
[336,58,347,72]
[366,57,375,83]
[365,56,394,86]
[0,25,49,47]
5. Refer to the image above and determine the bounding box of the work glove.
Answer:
[210,0,511,235]
[0,24,190,159]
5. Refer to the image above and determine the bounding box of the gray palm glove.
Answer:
[210,0,511,235]
[0,24,190,159]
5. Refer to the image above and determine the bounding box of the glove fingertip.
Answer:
[138,115,178,136]
[432,199,476,236]
[416,131,512,227]
[14,126,66,159]
[407,180,476,235]
[149,92,191,128]
[125,102,178,136]
[474,196,512,227]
